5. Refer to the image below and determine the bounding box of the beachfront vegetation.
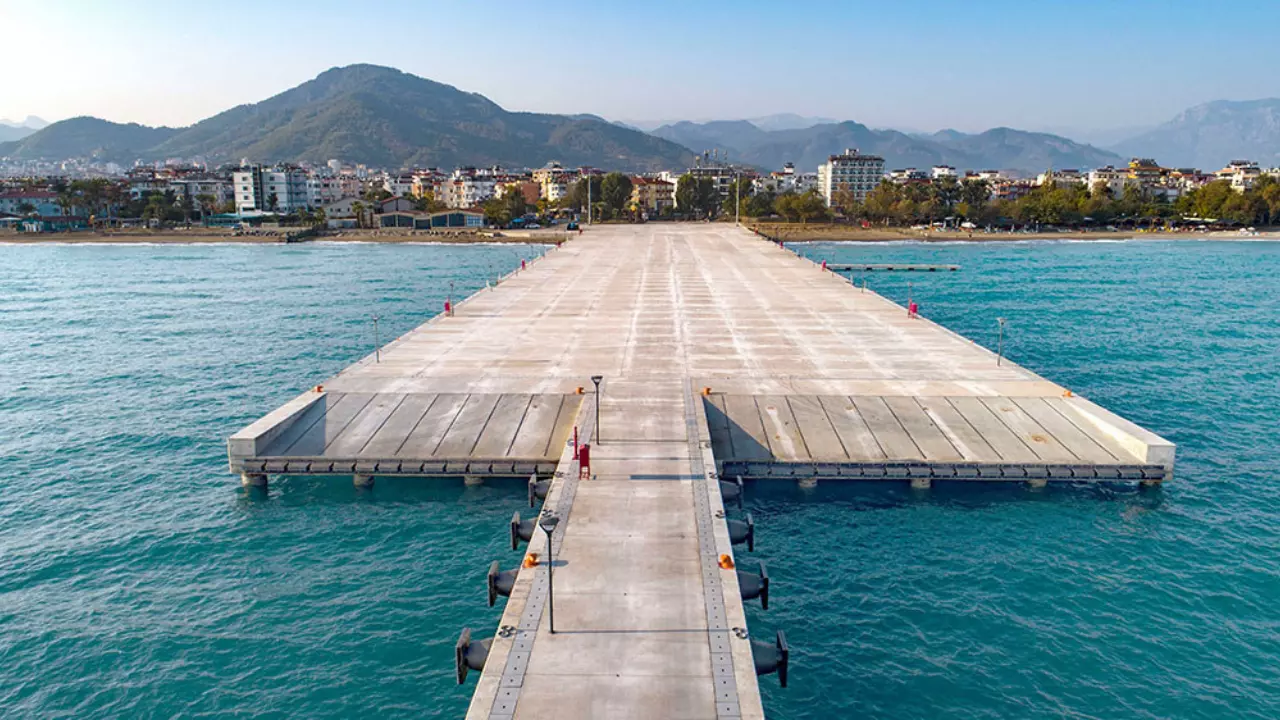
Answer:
[740,176,1280,228]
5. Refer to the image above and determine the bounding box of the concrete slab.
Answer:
[230,224,1175,718]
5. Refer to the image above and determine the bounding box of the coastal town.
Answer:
[2,148,1279,236]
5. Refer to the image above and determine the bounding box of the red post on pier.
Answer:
[444,300,452,315]
[521,259,527,270]
[908,300,919,318]
[578,443,590,480]
[821,260,827,271]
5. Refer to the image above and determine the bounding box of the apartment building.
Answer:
[233,165,309,213]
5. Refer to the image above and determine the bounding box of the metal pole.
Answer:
[546,528,555,633]
[372,315,381,363]
[591,375,603,443]
[735,170,741,225]
[997,317,1007,366]
[906,281,912,317]
[586,175,591,225]
[448,280,454,316]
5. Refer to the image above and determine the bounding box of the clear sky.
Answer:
[3,0,1278,137]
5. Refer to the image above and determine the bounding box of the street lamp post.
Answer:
[997,317,1007,366]
[735,169,741,225]
[372,315,381,363]
[540,513,560,633]
[590,375,603,443]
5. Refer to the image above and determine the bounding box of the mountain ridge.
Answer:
[651,119,1123,174]
[1110,98,1280,169]
[0,65,695,171]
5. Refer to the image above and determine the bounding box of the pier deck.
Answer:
[229,224,1173,718]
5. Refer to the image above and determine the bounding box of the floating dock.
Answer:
[228,224,1173,718]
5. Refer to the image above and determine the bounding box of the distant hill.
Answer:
[747,113,838,132]
[0,125,36,143]
[0,65,696,171]
[651,119,1122,174]
[1112,99,1280,169]
[0,117,178,161]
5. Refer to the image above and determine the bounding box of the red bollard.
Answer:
[578,444,590,479]
[821,260,827,271]
[521,259,527,270]
[908,301,918,317]
[444,300,452,315]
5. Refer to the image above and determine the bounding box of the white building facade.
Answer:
[818,149,886,205]
[233,166,310,213]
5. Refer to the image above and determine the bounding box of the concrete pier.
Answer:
[229,224,1174,718]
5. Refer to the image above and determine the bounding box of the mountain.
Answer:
[1113,99,1280,169]
[650,119,1122,174]
[0,117,178,161]
[0,125,36,143]
[0,115,48,130]
[650,120,770,160]
[0,65,694,171]
[927,127,1124,171]
[747,113,838,132]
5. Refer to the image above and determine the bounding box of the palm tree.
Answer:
[196,193,216,222]
[351,201,366,229]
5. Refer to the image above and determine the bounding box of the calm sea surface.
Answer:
[1,238,1277,719]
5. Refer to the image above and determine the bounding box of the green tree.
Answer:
[743,191,775,218]
[862,181,902,225]
[794,190,830,223]
[196,193,217,220]
[351,200,366,229]
[482,190,530,227]
[413,191,446,213]
[599,172,634,219]
[830,187,862,218]
[721,177,753,217]
[675,174,719,218]
[16,201,36,217]
[266,192,279,212]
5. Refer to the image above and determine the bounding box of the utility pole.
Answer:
[586,174,592,225]
[735,169,741,225]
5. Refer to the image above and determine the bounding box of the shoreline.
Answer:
[0,229,568,246]
[746,223,1280,243]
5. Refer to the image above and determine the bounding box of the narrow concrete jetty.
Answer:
[229,224,1173,718]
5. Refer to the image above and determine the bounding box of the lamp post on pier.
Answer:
[591,375,603,443]
[540,513,560,633]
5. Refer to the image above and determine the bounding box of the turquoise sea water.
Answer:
[1,238,1277,718]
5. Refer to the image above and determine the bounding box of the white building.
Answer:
[1036,169,1086,188]
[167,177,233,207]
[754,163,819,195]
[817,149,885,205]
[440,169,497,208]
[384,173,416,198]
[1086,166,1132,197]
[307,176,344,207]
[233,166,309,213]
[1216,160,1262,191]
[931,165,957,179]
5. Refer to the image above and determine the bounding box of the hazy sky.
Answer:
[4,0,1278,136]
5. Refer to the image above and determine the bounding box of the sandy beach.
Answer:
[746,222,1280,243]
[0,227,569,245]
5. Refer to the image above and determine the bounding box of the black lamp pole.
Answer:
[540,513,560,633]
[591,375,603,443]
